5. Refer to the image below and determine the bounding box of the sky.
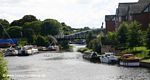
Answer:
[0,0,138,28]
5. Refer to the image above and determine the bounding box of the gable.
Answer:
[143,3,150,13]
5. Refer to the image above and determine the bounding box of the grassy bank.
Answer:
[77,48,92,54]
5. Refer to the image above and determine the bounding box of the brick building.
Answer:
[105,0,150,32]
[105,15,116,33]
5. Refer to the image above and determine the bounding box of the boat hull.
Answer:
[119,61,140,67]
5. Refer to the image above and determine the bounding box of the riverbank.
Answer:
[140,59,150,68]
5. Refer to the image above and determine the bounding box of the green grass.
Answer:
[141,59,150,63]
[120,46,150,59]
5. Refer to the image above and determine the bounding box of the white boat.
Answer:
[4,47,18,56]
[119,54,140,67]
[100,52,118,64]
[18,45,39,56]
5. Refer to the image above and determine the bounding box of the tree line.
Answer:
[0,15,74,46]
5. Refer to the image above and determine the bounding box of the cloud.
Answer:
[0,0,138,28]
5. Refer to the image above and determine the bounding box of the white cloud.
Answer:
[0,0,138,28]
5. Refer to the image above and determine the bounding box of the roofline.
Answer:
[141,3,150,13]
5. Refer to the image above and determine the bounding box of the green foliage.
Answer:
[0,19,9,38]
[0,15,75,50]
[59,40,69,50]
[117,22,129,47]
[18,38,28,46]
[78,48,92,54]
[41,19,61,36]
[0,19,9,28]
[61,22,73,35]
[88,38,102,53]
[10,15,37,26]
[6,26,22,38]
[23,21,42,35]
[146,25,150,49]
[86,32,93,47]
[0,53,9,80]
[107,32,117,45]
[34,35,49,46]
[128,21,142,49]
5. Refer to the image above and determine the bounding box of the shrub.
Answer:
[0,53,9,80]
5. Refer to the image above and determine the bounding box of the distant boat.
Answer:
[100,52,118,64]
[83,52,100,62]
[119,54,140,67]
[18,45,39,56]
[4,47,18,56]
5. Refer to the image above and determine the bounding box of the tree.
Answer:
[146,25,150,49]
[117,22,129,47]
[107,32,117,46]
[10,15,37,26]
[23,21,42,35]
[0,25,3,38]
[41,19,61,36]
[0,19,9,28]
[34,35,49,46]
[6,26,22,38]
[22,15,37,22]
[10,20,22,26]
[86,32,93,48]
[128,21,142,49]
[0,19,9,38]
[61,22,73,35]
[88,38,102,53]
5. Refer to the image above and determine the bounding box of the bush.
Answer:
[78,48,89,53]
[0,53,9,80]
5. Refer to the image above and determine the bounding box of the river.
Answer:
[5,44,150,80]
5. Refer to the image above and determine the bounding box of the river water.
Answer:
[5,44,150,80]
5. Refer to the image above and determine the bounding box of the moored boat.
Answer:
[4,47,18,56]
[119,54,140,67]
[18,45,39,56]
[99,52,118,64]
[83,52,100,62]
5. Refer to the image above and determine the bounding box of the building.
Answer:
[105,0,150,32]
[105,15,116,32]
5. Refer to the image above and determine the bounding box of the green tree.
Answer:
[146,25,150,49]
[61,22,73,35]
[10,15,37,26]
[107,32,117,46]
[23,21,42,35]
[41,19,61,36]
[6,26,22,38]
[10,20,22,26]
[117,22,129,47]
[0,25,3,38]
[0,19,9,38]
[34,35,49,46]
[128,21,142,49]
[86,32,93,48]
[0,19,9,28]
[88,38,102,53]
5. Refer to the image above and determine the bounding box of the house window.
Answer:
[144,5,150,12]
[144,7,148,12]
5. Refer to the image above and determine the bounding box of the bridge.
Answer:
[55,28,106,40]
